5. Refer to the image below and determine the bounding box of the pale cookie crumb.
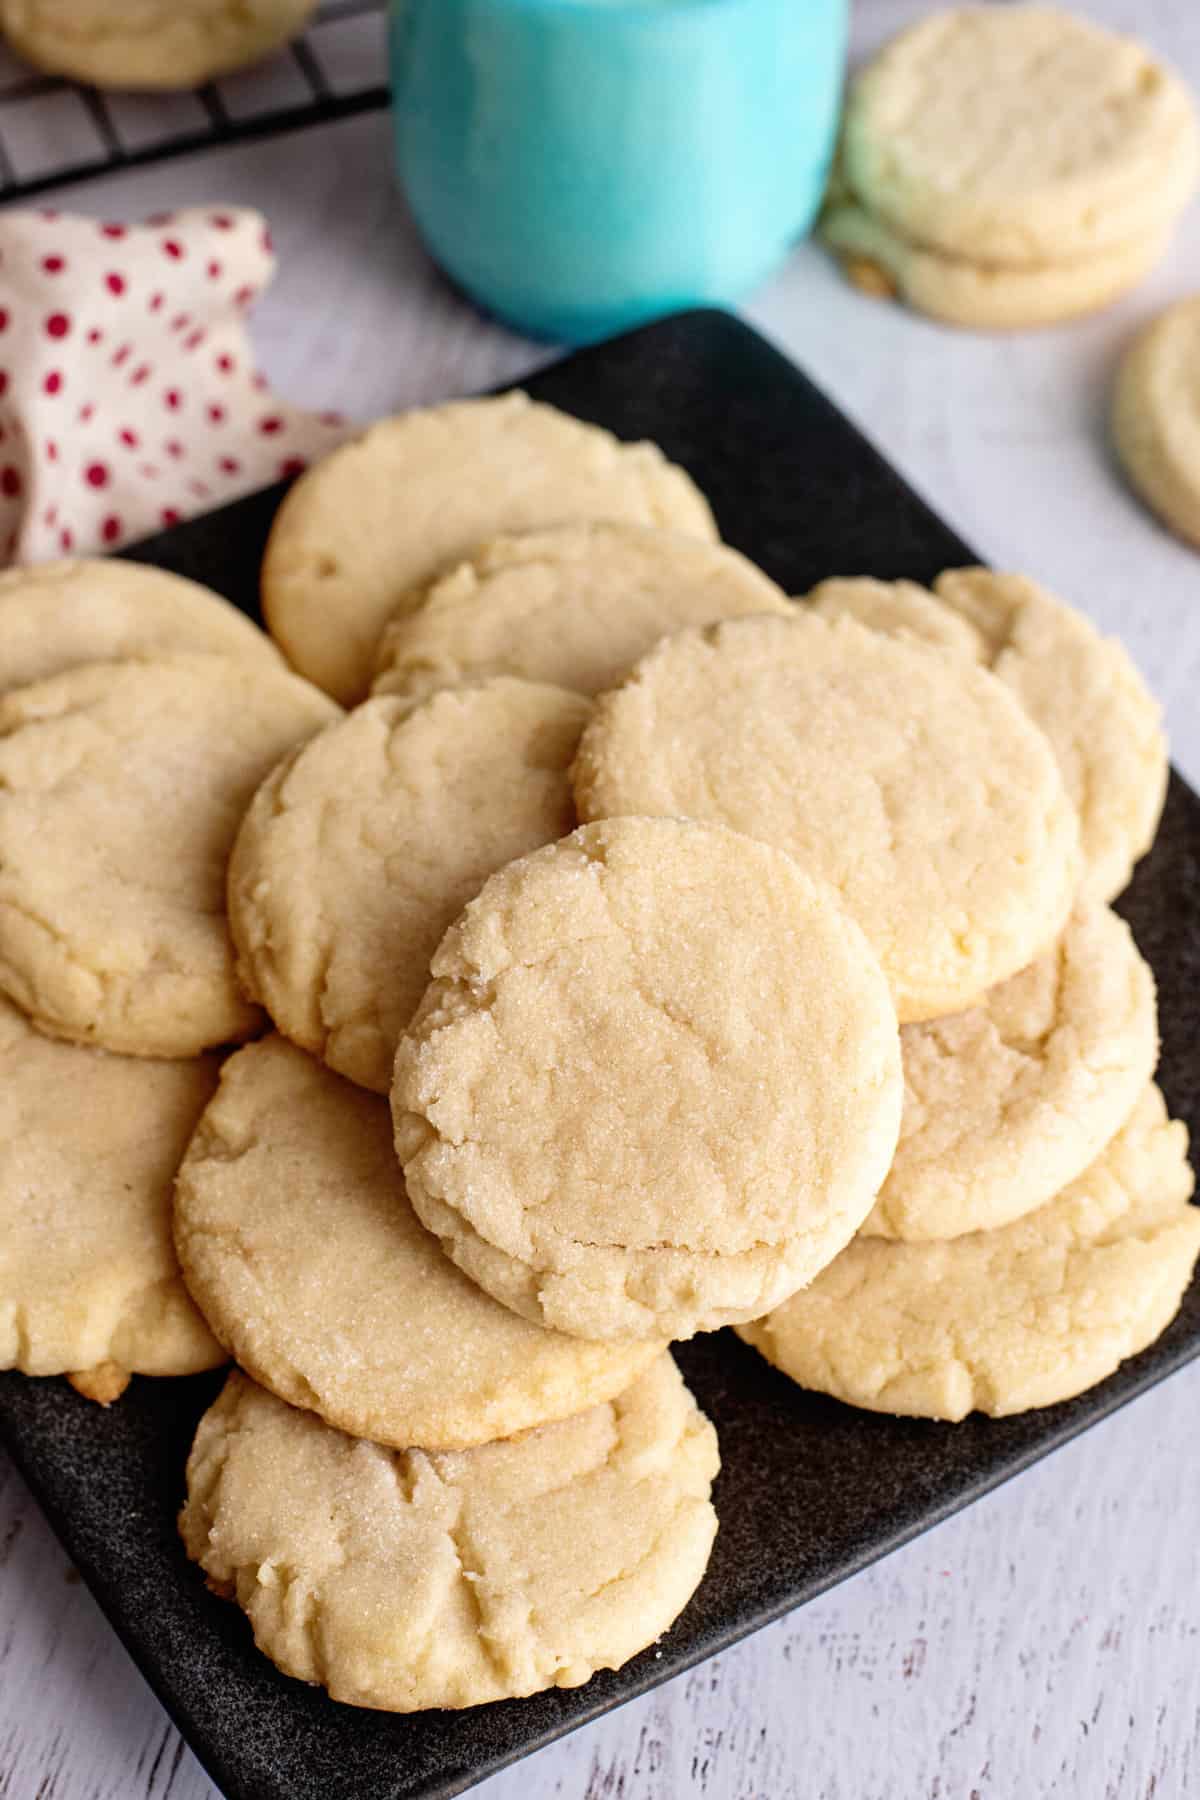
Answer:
[68,1362,130,1406]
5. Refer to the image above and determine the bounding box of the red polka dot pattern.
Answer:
[0,202,349,562]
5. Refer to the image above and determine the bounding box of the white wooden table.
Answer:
[3,3,1200,1796]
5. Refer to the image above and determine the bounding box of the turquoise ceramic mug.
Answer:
[389,0,847,344]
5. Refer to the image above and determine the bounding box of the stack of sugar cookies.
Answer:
[2,394,1197,1718]
[823,6,1199,330]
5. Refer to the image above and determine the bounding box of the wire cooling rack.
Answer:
[0,0,389,201]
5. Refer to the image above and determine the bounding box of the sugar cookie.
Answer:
[262,393,718,705]
[809,569,1168,903]
[738,1085,1199,1420]
[180,1357,718,1709]
[0,655,338,1057]
[822,201,1169,330]
[0,558,282,696]
[842,8,1198,267]
[0,995,223,1400]
[1113,295,1200,550]
[229,681,588,1094]
[393,816,902,1342]
[174,1036,661,1449]
[370,523,789,705]
[862,903,1157,1241]
[0,0,318,90]
[572,613,1080,1021]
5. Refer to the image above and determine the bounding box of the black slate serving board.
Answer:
[1,309,1197,1800]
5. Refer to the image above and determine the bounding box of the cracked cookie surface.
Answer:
[0,994,224,1394]
[179,1356,718,1710]
[392,816,902,1342]
[738,1085,1200,1420]
[174,1035,661,1449]
[0,654,338,1057]
[262,392,718,705]
[228,680,589,1094]
[861,903,1157,1241]
[0,558,283,696]
[572,613,1079,1023]
[370,521,788,705]
[809,568,1168,904]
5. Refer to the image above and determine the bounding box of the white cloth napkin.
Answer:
[0,203,351,561]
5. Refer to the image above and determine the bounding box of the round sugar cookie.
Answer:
[175,1035,662,1449]
[180,1356,719,1710]
[806,576,982,657]
[842,8,1199,268]
[809,569,1168,903]
[262,392,718,705]
[0,994,223,1400]
[1113,295,1200,550]
[0,654,338,1057]
[0,0,317,89]
[571,613,1080,1022]
[393,816,903,1343]
[229,680,589,1094]
[861,902,1157,1242]
[370,523,789,705]
[737,1085,1200,1421]
[822,201,1169,330]
[0,559,283,696]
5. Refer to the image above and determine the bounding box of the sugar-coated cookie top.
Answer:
[0,558,281,697]
[228,679,590,1094]
[371,522,789,704]
[810,568,1168,904]
[263,393,718,704]
[843,6,1198,266]
[394,815,902,1342]
[0,993,223,1381]
[739,1085,1200,1421]
[573,612,1080,1022]
[862,902,1157,1241]
[0,653,338,1057]
[174,1035,662,1450]
[180,1357,719,1710]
